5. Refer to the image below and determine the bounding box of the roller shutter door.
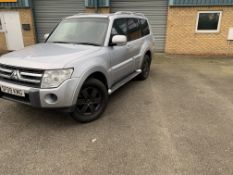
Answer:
[33,0,85,42]
[111,0,168,52]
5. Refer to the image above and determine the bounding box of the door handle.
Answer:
[127,44,133,49]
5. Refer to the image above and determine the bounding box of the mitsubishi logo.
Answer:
[10,70,20,80]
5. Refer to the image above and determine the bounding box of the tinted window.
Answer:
[197,12,221,31]
[127,18,141,41]
[110,18,127,44]
[140,19,150,36]
[111,18,127,36]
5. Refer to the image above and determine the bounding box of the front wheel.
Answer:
[137,55,151,80]
[71,78,108,123]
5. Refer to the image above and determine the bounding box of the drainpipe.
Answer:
[29,0,39,43]
[95,0,98,13]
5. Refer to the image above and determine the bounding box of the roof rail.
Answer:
[75,13,86,15]
[74,13,96,16]
[114,11,145,17]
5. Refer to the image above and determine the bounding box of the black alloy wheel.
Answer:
[77,87,102,115]
[71,78,108,123]
[138,55,151,80]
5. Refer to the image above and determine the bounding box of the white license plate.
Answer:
[0,85,25,97]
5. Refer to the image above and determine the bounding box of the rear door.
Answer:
[127,18,143,71]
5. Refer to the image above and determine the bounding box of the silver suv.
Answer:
[0,12,155,123]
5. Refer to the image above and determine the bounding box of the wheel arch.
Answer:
[71,68,110,106]
[144,50,152,65]
[86,71,108,89]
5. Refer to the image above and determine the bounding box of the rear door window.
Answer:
[127,18,141,41]
[140,19,150,36]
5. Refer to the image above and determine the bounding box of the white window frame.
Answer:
[195,11,223,33]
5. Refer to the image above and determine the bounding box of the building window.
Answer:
[196,11,222,33]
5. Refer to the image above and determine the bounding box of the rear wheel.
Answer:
[137,55,151,80]
[71,78,108,123]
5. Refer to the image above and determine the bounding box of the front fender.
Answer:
[71,66,110,106]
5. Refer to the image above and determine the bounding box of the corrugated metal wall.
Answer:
[33,0,85,42]
[111,0,168,52]
[170,0,233,6]
[85,0,110,7]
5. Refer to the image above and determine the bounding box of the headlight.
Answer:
[41,69,73,88]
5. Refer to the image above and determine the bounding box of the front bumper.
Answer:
[0,78,80,108]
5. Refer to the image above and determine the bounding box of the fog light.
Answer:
[44,94,58,104]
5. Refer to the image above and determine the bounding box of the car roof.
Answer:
[66,11,147,20]
[67,13,111,19]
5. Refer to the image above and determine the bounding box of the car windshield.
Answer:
[47,18,109,46]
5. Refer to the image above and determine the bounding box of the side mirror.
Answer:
[44,33,50,40]
[112,35,127,46]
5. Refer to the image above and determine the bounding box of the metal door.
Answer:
[33,0,85,42]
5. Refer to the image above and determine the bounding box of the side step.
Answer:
[108,69,142,95]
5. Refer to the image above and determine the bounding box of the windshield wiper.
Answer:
[75,42,101,46]
[51,41,72,44]
[51,41,101,46]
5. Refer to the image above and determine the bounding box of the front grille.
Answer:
[0,64,44,88]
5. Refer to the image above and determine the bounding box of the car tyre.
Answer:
[71,78,108,123]
[137,54,151,80]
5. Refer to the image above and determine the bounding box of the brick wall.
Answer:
[0,32,7,53]
[19,9,36,48]
[0,8,36,54]
[165,6,233,55]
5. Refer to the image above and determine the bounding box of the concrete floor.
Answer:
[0,54,233,175]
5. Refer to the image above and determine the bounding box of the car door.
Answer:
[127,18,144,71]
[109,18,134,84]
